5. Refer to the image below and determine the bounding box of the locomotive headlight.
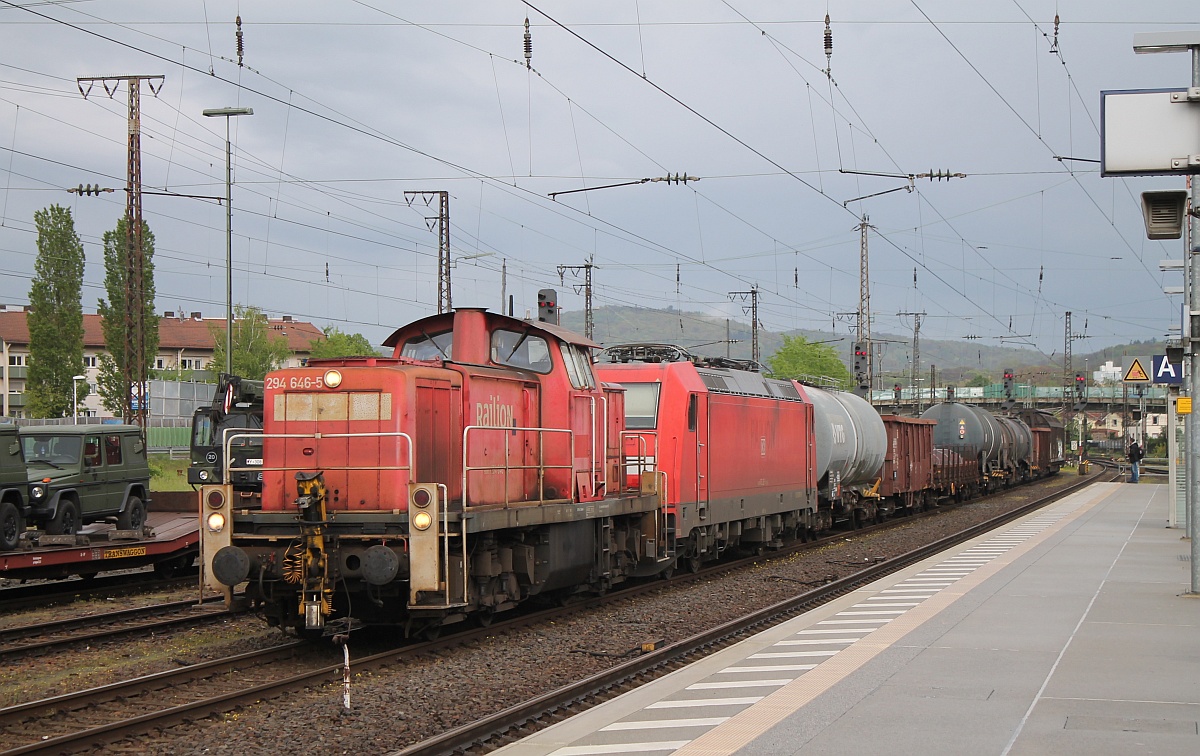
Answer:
[412,486,432,508]
[411,510,433,531]
[206,512,226,533]
[323,369,343,388]
[206,488,226,510]
[198,469,210,482]
[30,484,45,500]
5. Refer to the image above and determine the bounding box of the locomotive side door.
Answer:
[690,393,709,520]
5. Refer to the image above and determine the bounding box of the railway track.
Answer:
[0,571,197,613]
[0,596,234,660]
[0,470,1105,755]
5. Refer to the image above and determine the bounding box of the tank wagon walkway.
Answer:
[491,482,1200,756]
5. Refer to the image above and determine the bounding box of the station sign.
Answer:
[1152,354,1183,385]
[1101,89,1200,177]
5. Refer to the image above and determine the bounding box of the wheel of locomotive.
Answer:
[659,560,675,580]
[850,509,865,530]
[686,554,702,574]
[48,500,80,536]
[420,624,444,643]
[476,608,495,628]
[1,501,23,551]
[118,495,146,530]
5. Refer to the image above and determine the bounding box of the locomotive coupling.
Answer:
[289,471,334,629]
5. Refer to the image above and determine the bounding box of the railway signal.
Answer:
[537,288,558,325]
[1003,368,1015,398]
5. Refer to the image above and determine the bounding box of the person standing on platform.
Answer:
[1127,438,1143,483]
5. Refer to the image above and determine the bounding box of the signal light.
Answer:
[537,288,558,324]
[852,342,867,377]
[1002,367,1014,399]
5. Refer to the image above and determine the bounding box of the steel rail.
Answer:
[0,572,197,612]
[0,596,233,659]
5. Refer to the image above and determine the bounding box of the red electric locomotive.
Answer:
[204,308,670,636]
[595,345,818,570]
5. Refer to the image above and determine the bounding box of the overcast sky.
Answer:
[0,1,1196,358]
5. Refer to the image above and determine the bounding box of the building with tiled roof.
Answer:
[0,306,325,419]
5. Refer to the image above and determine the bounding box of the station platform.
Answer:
[496,482,1200,755]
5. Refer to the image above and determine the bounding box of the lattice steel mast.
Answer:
[77,75,164,433]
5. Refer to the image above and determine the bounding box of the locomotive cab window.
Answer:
[561,343,596,389]
[401,330,453,360]
[622,383,660,429]
[491,329,553,373]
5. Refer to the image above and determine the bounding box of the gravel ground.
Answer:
[84,474,1082,756]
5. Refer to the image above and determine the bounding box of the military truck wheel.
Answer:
[0,501,23,550]
[48,500,80,536]
[118,495,146,530]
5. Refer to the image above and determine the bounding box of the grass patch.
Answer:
[149,453,193,491]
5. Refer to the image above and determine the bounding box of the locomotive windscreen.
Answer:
[622,383,660,429]
[401,330,452,360]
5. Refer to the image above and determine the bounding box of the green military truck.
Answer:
[0,418,28,550]
[188,374,264,492]
[21,424,151,536]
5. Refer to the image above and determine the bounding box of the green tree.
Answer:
[965,373,991,388]
[96,216,159,414]
[307,325,378,359]
[26,205,86,418]
[209,305,293,380]
[764,335,852,389]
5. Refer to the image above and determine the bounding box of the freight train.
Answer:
[201,306,1064,638]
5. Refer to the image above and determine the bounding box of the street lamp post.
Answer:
[202,107,254,375]
[71,374,85,425]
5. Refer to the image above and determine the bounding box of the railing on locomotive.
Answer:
[461,425,575,506]
[223,429,416,483]
[618,430,659,494]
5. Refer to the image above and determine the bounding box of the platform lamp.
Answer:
[71,374,85,425]
[202,106,254,375]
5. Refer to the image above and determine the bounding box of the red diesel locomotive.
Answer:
[206,308,672,636]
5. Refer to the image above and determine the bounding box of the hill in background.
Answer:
[561,306,1164,386]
